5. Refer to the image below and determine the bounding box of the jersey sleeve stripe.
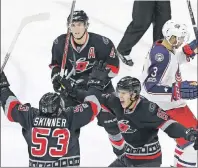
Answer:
[109,137,125,150]
[5,96,20,122]
[158,119,177,131]
[101,104,111,112]
[126,151,162,160]
[106,64,119,77]
[108,133,123,141]
[84,95,101,121]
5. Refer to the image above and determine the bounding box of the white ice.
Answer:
[1,0,197,166]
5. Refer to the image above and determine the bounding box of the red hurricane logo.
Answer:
[118,120,137,133]
[69,58,93,73]
[75,58,89,72]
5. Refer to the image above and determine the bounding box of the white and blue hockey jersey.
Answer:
[141,40,190,110]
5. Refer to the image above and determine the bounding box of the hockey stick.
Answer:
[60,0,76,78]
[0,13,50,72]
[186,0,198,39]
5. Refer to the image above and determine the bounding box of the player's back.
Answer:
[141,40,186,110]
[24,109,81,167]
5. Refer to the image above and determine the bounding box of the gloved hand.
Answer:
[183,39,198,59]
[117,51,134,66]
[172,81,198,100]
[59,77,88,103]
[87,61,111,90]
[59,77,75,97]
[0,71,10,88]
[185,127,198,150]
[73,77,88,90]
[51,66,61,92]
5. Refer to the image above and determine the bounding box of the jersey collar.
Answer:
[71,32,89,53]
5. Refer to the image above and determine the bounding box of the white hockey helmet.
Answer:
[162,20,189,46]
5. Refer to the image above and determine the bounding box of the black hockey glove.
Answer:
[185,127,198,150]
[51,66,61,92]
[59,77,75,96]
[87,61,111,91]
[0,71,10,89]
[73,76,88,90]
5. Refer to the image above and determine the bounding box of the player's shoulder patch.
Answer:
[102,36,109,45]
[150,45,170,63]
[155,53,164,62]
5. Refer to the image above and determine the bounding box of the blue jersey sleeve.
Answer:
[143,45,172,94]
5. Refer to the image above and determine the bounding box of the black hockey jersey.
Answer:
[50,32,120,92]
[0,87,101,167]
[99,94,189,166]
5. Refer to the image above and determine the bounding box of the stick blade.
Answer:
[22,12,50,25]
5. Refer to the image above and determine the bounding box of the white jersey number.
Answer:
[151,67,158,77]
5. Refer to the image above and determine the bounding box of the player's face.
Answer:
[171,36,185,49]
[176,36,186,48]
[117,90,132,109]
[70,21,86,39]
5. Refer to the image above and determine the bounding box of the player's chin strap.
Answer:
[72,22,89,40]
[126,94,140,110]
[126,101,134,110]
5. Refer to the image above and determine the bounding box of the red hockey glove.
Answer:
[183,39,198,59]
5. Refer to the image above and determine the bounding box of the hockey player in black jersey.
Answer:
[49,10,121,157]
[97,76,198,167]
[50,10,119,93]
[0,66,110,167]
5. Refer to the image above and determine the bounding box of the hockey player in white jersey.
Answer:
[141,20,198,167]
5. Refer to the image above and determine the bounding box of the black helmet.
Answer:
[39,92,60,114]
[116,76,141,96]
[67,10,89,25]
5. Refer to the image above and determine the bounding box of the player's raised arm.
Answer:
[60,60,111,131]
[140,101,198,149]
[0,71,33,130]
